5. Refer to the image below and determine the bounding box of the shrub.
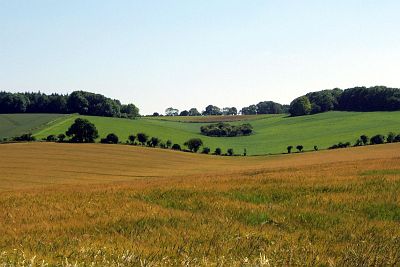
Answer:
[395,134,400,142]
[214,147,222,155]
[128,134,136,144]
[57,134,66,142]
[12,133,36,142]
[227,148,234,156]
[171,144,181,150]
[136,133,148,145]
[46,135,57,142]
[150,137,161,147]
[329,142,351,149]
[370,134,385,145]
[387,132,396,143]
[166,140,172,148]
[296,145,304,152]
[184,138,203,152]
[101,133,119,144]
[200,122,253,137]
[314,145,318,151]
[360,135,369,145]
[287,145,293,154]
[202,147,211,154]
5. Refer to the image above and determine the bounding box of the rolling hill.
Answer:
[25,111,400,155]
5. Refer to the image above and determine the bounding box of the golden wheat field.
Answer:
[0,143,399,266]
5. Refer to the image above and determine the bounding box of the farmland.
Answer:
[0,142,399,265]
[28,111,400,155]
[0,114,69,140]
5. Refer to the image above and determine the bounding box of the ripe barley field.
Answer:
[0,143,399,266]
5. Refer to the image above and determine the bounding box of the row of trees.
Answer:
[200,123,253,137]
[0,91,139,118]
[289,86,400,116]
[241,101,289,115]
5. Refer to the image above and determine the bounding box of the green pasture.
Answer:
[29,111,400,155]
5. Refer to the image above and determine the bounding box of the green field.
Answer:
[27,111,400,155]
[0,113,70,139]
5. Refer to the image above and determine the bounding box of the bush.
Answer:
[101,133,119,144]
[387,132,396,143]
[296,145,304,152]
[12,133,36,142]
[128,134,136,144]
[166,140,172,148]
[150,137,161,147]
[46,135,57,142]
[314,145,318,151]
[171,144,181,150]
[200,123,253,137]
[184,138,203,152]
[360,135,369,145]
[329,142,351,149]
[370,134,385,145]
[57,134,66,142]
[202,147,211,154]
[227,148,234,156]
[136,133,148,145]
[287,145,293,154]
[214,147,222,155]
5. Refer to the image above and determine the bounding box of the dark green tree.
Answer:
[184,138,203,152]
[289,96,312,116]
[287,145,293,154]
[66,118,99,143]
[137,133,148,145]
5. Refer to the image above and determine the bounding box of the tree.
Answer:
[171,144,181,150]
[296,145,304,152]
[136,133,148,145]
[387,132,396,143]
[287,146,293,154]
[101,133,119,144]
[179,110,189,116]
[46,135,57,142]
[289,96,312,116]
[222,107,238,115]
[152,112,160,116]
[128,134,136,144]
[12,133,36,142]
[214,147,222,155]
[184,138,203,152]
[314,145,318,151]
[188,108,201,116]
[241,105,257,115]
[227,148,234,156]
[256,101,284,114]
[150,137,161,147]
[203,105,222,116]
[165,107,179,116]
[120,104,139,118]
[202,147,211,154]
[360,135,369,145]
[370,134,385,145]
[66,118,99,143]
[166,140,172,148]
[57,134,66,142]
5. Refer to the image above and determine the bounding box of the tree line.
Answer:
[0,91,139,118]
[289,86,400,116]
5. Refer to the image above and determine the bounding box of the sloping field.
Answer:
[0,113,69,139]
[0,143,399,265]
[33,111,400,155]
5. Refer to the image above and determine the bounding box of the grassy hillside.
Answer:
[0,143,399,265]
[0,113,69,139]
[32,111,400,155]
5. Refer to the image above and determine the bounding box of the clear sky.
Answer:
[1,1,400,115]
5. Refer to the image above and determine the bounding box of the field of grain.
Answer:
[0,143,399,266]
[32,111,400,155]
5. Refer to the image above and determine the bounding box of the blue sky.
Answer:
[1,1,400,114]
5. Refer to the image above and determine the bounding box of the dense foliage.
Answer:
[200,123,253,137]
[66,118,99,143]
[241,101,288,115]
[290,86,400,116]
[0,91,139,118]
